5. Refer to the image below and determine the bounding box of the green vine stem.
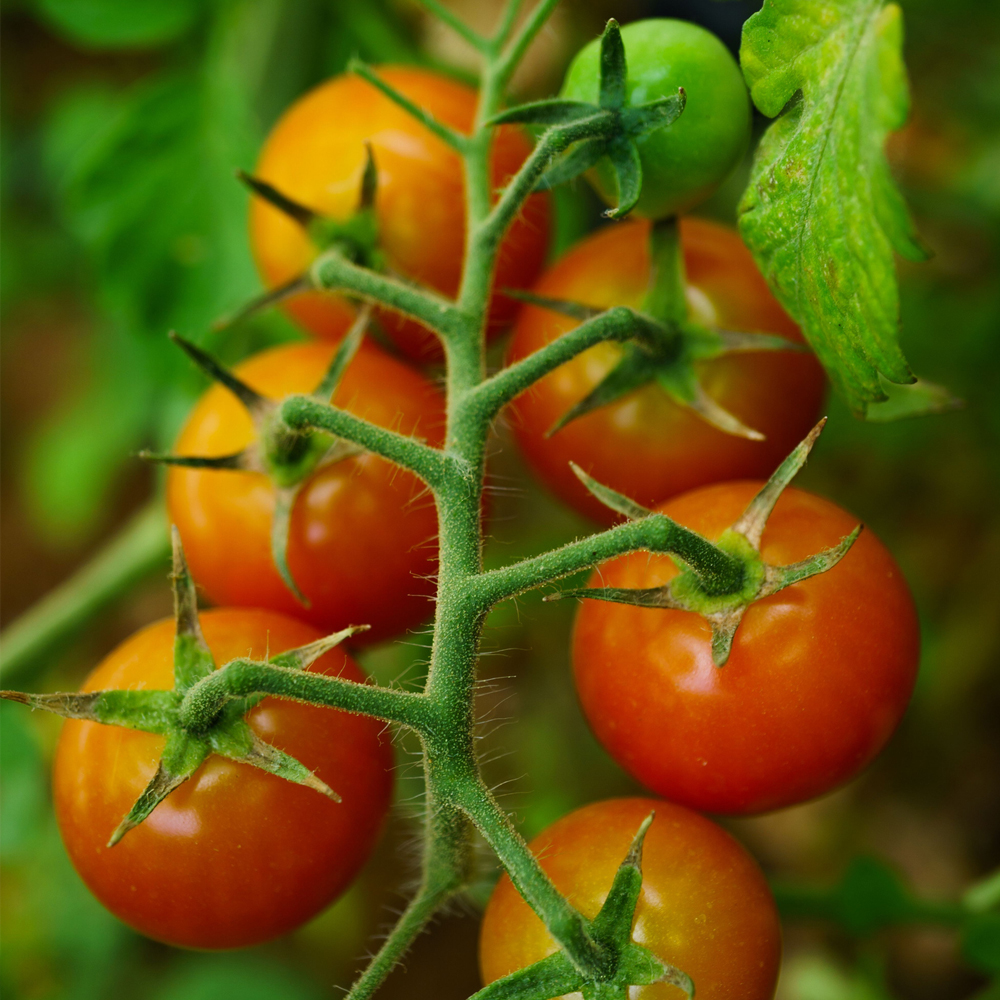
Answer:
[0,499,170,683]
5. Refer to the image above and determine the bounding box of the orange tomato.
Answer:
[251,66,550,362]
[479,797,781,999]
[167,340,444,643]
[54,609,394,949]
[508,217,826,523]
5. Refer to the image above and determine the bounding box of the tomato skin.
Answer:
[53,608,394,950]
[166,340,443,644]
[251,66,550,362]
[561,19,750,219]
[573,484,920,815]
[479,797,781,999]
[508,217,827,524]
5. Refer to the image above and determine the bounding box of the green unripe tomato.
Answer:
[561,19,751,219]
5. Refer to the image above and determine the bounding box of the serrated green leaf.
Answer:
[738,0,929,415]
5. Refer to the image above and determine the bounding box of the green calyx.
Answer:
[550,420,862,665]
[513,216,803,439]
[0,530,364,847]
[488,19,685,219]
[472,813,693,1000]
[142,310,370,603]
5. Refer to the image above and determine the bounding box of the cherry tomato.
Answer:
[251,66,550,363]
[167,340,444,643]
[561,19,750,219]
[53,608,394,950]
[508,217,826,524]
[479,797,781,999]
[573,483,920,815]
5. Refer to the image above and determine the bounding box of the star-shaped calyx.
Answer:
[142,307,370,603]
[489,20,685,219]
[547,419,862,665]
[0,530,366,847]
[471,813,693,1000]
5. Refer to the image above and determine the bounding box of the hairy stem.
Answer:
[474,514,746,606]
[280,395,451,489]
[466,306,641,421]
[455,777,608,977]
[310,250,464,340]
[178,659,433,734]
[0,500,170,683]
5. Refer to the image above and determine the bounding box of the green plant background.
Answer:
[1,0,998,997]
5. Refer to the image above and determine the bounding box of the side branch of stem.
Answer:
[468,306,640,420]
[454,777,608,977]
[474,515,746,606]
[310,251,464,340]
[280,396,450,489]
[179,660,433,734]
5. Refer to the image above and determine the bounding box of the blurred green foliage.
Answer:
[1,0,998,998]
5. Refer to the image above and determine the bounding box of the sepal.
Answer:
[569,463,653,521]
[208,721,340,802]
[487,99,602,127]
[470,953,582,999]
[237,170,317,227]
[170,527,216,691]
[169,332,270,418]
[0,688,178,734]
[603,136,642,218]
[108,732,209,846]
[548,422,863,666]
[598,19,627,110]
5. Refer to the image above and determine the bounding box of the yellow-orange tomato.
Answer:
[251,66,550,362]
[508,217,826,524]
[54,609,394,950]
[479,798,781,999]
[167,340,444,643]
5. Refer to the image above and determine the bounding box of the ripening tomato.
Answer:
[508,217,826,524]
[53,608,394,950]
[561,19,751,219]
[479,797,781,999]
[573,483,920,815]
[167,340,444,643]
[251,66,550,362]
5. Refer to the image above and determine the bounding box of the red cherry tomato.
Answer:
[251,66,550,363]
[167,340,443,643]
[479,797,781,999]
[573,483,920,815]
[508,217,826,524]
[53,608,394,950]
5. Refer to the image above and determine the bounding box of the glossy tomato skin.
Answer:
[561,20,750,219]
[167,341,443,644]
[251,66,550,363]
[53,609,394,950]
[508,217,826,524]
[573,484,920,815]
[479,797,781,999]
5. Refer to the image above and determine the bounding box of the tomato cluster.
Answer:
[39,15,921,997]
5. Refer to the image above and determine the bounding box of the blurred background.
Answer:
[1,0,998,997]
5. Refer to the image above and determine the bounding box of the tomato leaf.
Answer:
[738,0,931,416]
